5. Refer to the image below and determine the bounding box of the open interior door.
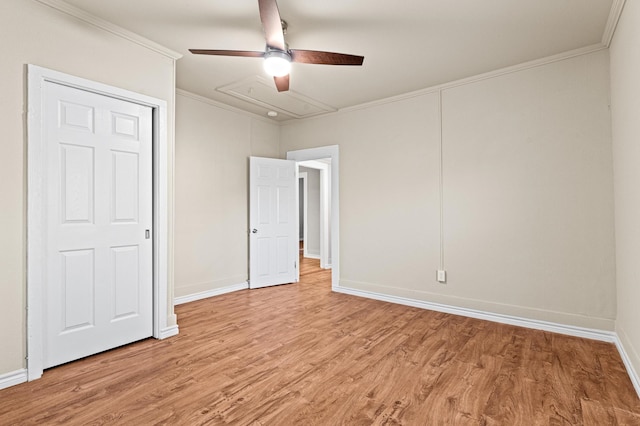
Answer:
[249,157,298,289]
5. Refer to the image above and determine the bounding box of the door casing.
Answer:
[27,65,176,381]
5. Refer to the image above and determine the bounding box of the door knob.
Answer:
[252,229,258,233]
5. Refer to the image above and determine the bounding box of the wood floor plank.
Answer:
[1,256,639,424]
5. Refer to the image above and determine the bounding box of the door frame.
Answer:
[26,65,175,381]
[287,145,339,289]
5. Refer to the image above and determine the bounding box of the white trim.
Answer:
[287,146,340,289]
[174,282,249,305]
[0,369,28,390]
[27,65,175,381]
[34,0,182,60]
[298,160,330,168]
[615,328,640,398]
[166,48,179,329]
[152,85,175,341]
[176,89,277,124]
[602,0,627,47]
[304,254,321,260]
[280,44,607,126]
[333,286,617,343]
[158,325,180,339]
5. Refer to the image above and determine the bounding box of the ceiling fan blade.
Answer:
[258,0,286,51]
[290,50,364,66]
[274,75,290,92]
[189,49,265,58]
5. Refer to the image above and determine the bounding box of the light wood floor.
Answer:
[1,256,639,425]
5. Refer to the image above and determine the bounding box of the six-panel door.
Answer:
[249,157,298,289]
[43,82,153,368]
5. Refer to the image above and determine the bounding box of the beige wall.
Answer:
[0,0,176,376]
[282,93,443,299]
[610,0,640,385]
[174,92,280,298]
[280,49,615,330]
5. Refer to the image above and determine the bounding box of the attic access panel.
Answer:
[217,76,337,119]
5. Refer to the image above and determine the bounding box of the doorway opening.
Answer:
[297,159,331,269]
[287,145,339,290]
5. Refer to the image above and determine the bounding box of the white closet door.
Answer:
[43,82,153,368]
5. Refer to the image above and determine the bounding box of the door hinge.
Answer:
[295,260,297,269]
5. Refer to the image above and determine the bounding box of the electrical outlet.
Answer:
[437,270,447,283]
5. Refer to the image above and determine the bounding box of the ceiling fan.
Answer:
[189,0,364,92]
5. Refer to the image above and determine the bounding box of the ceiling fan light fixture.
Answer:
[263,50,291,77]
[189,0,364,92]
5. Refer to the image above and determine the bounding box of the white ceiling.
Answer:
[61,0,614,120]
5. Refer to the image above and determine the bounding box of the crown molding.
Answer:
[281,43,607,126]
[34,0,182,60]
[176,89,277,124]
[602,0,627,47]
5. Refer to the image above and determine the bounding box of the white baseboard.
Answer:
[303,253,321,260]
[174,282,249,305]
[614,330,640,398]
[332,286,617,343]
[0,369,27,390]
[158,325,179,339]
